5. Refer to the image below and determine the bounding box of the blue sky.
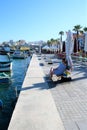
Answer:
[0,0,87,43]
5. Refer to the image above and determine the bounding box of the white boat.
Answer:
[12,50,28,59]
[0,52,12,72]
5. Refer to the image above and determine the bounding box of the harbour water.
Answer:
[0,56,30,130]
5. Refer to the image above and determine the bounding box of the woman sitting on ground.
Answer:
[50,58,68,78]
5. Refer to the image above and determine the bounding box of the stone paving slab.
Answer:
[77,120,87,130]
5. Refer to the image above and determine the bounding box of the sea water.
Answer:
[0,56,30,130]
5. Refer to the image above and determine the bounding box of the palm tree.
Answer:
[59,31,64,53]
[73,25,82,34]
[73,25,82,52]
[50,38,54,44]
[56,38,60,47]
[83,27,87,32]
[47,40,51,47]
[80,30,84,34]
[47,38,56,47]
[59,31,64,42]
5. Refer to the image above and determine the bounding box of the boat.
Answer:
[0,99,3,110]
[0,51,12,72]
[12,50,28,59]
[0,72,10,83]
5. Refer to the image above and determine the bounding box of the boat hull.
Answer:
[0,62,12,72]
[0,53,12,72]
[12,55,27,59]
[12,50,28,59]
[0,78,9,83]
[0,72,10,83]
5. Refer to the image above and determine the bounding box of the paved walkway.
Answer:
[39,54,87,130]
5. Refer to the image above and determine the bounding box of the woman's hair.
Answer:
[62,58,67,64]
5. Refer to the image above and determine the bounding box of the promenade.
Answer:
[8,54,87,130]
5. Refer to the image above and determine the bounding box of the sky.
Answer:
[0,0,87,43]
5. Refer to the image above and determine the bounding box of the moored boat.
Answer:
[12,50,28,59]
[0,51,12,72]
[0,72,10,83]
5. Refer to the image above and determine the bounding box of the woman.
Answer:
[50,58,67,78]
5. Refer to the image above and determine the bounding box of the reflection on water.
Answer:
[0,56,30,130]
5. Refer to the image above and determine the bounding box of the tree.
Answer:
[50,38,54,43]
[73,25,82,33]
[83,27,87,32]
[59,31,64,42]
[47,40,51,47]
[80,30,84,34]
[73,25,82,52]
